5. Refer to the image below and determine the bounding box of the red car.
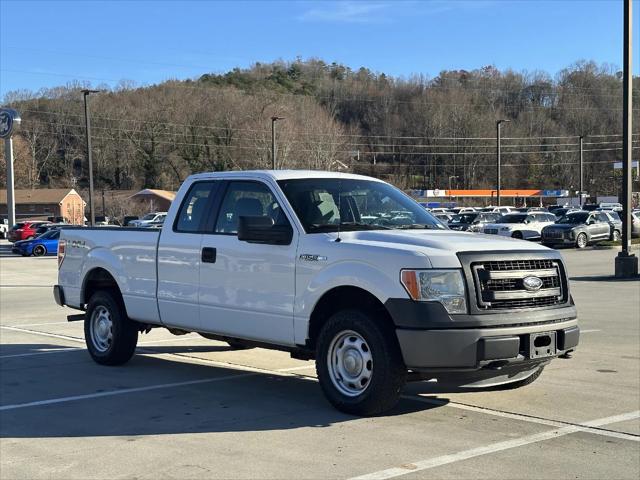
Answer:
[7,221,51,242]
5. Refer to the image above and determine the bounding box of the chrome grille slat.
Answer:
[471,259,565,310]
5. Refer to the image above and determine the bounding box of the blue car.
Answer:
[12,229,60,257]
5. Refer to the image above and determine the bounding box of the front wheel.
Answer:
[511,231,523,239]
[85,290,138,365]
[612,230,621,242]
[316,310,406,416]
[576,232,588,249]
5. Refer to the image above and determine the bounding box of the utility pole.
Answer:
[496,119,510,206]
[82,89,101,226]
[271,116,284,170]
[579,135,584,207]
[615,0,638,277]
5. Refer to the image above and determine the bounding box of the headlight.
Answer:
[500,226,510,231]
[400,269,467,314]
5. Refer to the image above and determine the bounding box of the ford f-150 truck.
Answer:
[54,170,579,415]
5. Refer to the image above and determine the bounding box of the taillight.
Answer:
[57,239,66,268]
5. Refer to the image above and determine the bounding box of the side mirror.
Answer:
[238,216,293,245]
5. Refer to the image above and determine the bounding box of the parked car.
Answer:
[541,211,611,248]
[433,212,456,223]
[0,217,8,239]
[482,212,556,240]
[35,223,69,236]
[599,210,622,241]
[123,215,139,226]
[54,170,579,416]
[448,207,477,215]
[12,228,60,256]
[7,221,51,242]
[553,207,580,219]
[128,212,167,227]
[95,216,122,226]
[448,212,501,232]
[632,211,640,238]
[598,202,623,212]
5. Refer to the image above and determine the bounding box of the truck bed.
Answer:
[59,227,161,323]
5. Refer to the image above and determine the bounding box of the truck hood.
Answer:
[544,224,579,231]
[337,229,548,268]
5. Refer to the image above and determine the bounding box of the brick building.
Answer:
[0,189,85,224]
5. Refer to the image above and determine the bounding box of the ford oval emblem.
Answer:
[523,276,544,291]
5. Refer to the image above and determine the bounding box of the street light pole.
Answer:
[496,119,510,207]
[271,116,285,170]
[579,135,584,207]
[448,175,458,191]
[82,89,101,226]
[615,0,638,277]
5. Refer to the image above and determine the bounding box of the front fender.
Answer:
[293,260,410,344]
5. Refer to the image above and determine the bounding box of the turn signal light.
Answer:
[57,239,66,268]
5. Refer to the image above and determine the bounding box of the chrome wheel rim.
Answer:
[577,234,587,248]
[90,305,113,353]
[613,231,620,241]
[327,330,373,397]
[33,246,45,256]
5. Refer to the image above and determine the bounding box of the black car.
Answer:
[541,211,611,249]
[448,212,501,232]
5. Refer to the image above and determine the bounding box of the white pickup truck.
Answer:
[54,171,579,415]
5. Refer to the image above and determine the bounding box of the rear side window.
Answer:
[215,181,288,235]
[174,182,218,233]
[597,213,609,222]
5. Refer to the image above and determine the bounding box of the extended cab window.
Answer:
[215,181,289,234]
[175,181,218,233]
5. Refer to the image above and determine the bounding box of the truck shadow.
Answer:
[0,343,448,439]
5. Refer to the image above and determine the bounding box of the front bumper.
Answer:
[385,298,578,371]
[396,320,578,371]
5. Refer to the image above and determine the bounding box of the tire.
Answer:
[511,231,523,239]
[316,309,406,416]
[85,290,138,366]
[612,230,621,242]
[576,232,588,249]
[491,366,544,390]
[32,245,46,257]
[198,333,254,350]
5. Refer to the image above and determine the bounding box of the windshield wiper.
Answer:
[393,223,441,230]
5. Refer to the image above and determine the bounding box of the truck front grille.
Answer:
[484,229,498,235]
[471,259,566,310]
[543,230,564,239]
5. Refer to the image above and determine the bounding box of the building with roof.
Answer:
[129,189,176,212]
[0,189,85,224]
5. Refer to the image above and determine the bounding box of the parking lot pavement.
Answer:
[1,240,639,479]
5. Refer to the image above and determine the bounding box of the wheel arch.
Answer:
[307,285,396,351]
[81,267,125,311]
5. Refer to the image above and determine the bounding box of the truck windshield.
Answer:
[497,214,528,223]
[277,178,445,233]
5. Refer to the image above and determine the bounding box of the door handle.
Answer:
[201,247,216,263]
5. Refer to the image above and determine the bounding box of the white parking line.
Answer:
[348,410,640,480]
[405,395,639,442]
[0,348,82,359]
[0,325,84,343]
[6,321,76,328]
[580,329,601,333]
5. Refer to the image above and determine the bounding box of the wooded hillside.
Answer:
[1,59,638,197]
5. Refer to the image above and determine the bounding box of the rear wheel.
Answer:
[576,233,588,249]
[316,309,406,416]
[85,290,138,365]
[32,245,46,257]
